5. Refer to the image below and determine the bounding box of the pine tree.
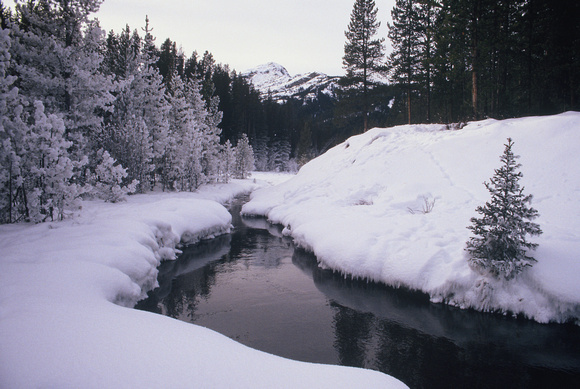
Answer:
[102,22,167,193]
[466,138,542,280]
[24,101,80,222]
[93,149,137,203]
[267,137,291,172]
[252,133,269,171]
[164,70,195,191]
[0,27,24,223]
[234,133,254,179]
[343,0,385,132]
[387,0,422,124]
[296,120,314,167]
[219,139,235,183]
[416,0,439,123]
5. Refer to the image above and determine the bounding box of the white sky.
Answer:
[4,0,396,76]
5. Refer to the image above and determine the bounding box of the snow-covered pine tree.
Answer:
[102,21,170,192]
[24,101,80,222]
[234,133,254,179]
[164,70,193,190]
[10,0,114,162]
[0,27,24,223]
[7,0,120,212]
[103,27,153,193]
[201,93,223,183]
[218,139,235,183]
[185,78,222,185]
[252,133,269,171]
[93,149,137,202]
[267,137,291,172]
[466,138,542,280]
[1,32,81,223]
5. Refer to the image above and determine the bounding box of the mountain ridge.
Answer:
[242,62,340,102]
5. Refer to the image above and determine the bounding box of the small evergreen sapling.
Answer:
[466,138,542,280]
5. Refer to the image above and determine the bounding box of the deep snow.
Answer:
[242,113,580,324]
[0,173,406,388]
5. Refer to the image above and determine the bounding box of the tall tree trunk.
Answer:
[407,86,412,124]
[426,56,431,123]
[471,0,480,120]
[363,62,368,132]
[472,49,478,119]
[8,160,13,223]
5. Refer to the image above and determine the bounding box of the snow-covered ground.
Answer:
[0,175,406,388]
[243,112,580,324]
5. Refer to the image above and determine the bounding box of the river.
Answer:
[136,195,580,388]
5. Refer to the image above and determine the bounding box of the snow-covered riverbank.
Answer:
[243,113,580,324]
[0,175,406,388]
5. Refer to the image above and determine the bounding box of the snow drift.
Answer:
[0,178,405,388]
[242,112,580,324]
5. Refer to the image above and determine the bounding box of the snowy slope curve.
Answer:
[0,182,406,388]
[243,62,340,102]
[242,112,580,324]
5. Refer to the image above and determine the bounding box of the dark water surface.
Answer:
[136,196,580,388]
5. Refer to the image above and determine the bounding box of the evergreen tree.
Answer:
[296,120,314,167]
[267,137,291,172]
[22,100,80,222]
[387,0,422,124]
[93,148,137,202]
[343,0,385,132]
[163,70,199,190]
[431,0,472,122]
[233,133,254,179]
[466,138,542,280]
[416,0,439,123]
[0,27,25,223]
[219,139,235,183]
[11,0,113,149]
[252,132,269,171]
[102,22,167,193]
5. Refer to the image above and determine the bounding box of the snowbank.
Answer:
[0,178,405,388]
[243,112,580,324]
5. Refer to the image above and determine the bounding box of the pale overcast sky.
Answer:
[5,0,396,76]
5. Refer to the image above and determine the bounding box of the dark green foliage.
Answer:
[157,38,183,90]
[342,0,385,132]
[387,0,422,124]
[466,138,542,280]
[386,0,580,124]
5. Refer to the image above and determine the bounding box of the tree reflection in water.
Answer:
[136,197,580,389]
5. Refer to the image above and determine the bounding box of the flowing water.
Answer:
[136,196,580,388]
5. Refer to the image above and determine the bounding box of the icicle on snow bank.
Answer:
[242,112,580,324]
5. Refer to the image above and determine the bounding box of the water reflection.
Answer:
[136,198,580,389]
[294,248,580,388]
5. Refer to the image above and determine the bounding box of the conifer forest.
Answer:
[0,0,578,224]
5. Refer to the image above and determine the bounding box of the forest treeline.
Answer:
[386,0,580,124]
[0,0,257,223]
[1,0,578,224]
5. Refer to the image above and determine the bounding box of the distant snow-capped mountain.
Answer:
[242,62,341,102]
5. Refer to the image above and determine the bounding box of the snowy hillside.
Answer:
[243,112,580,324]
[243,62,340,102]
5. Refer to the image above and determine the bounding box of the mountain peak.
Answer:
[242,63,291,89]
[242,63,339,102]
